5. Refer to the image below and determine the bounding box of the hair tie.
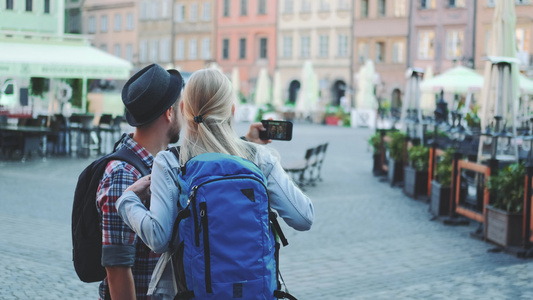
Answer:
[193,115,204,124]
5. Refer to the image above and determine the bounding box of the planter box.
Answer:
[325,116,341,126]
[373,153,383,176]
[430,180,451,216]
[485,205,524,248]
[388,158,403,186]
[403,166,428,198]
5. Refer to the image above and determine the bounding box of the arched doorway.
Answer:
[391,88,402,118]
[288,80,301,104]
[331,80,346,106]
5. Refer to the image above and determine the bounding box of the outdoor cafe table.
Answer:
[0,124,51,161]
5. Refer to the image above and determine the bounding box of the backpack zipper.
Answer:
[199,202,212,293]
[190,186,200,247]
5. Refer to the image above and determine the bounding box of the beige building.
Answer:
[354,0,409,111]
[475,0,533,76]
[82,0,138,67]
[277,0,353,107]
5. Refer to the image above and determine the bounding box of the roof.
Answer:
[0,36,132,79]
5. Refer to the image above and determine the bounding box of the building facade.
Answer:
[475,0,533,76]
[171,0,216,73]
[277,0,352,107]
[65,0,84,34]
[82,0,138,67]
[0,0,64,34]
[353,0,409,110]
[216,0,277,98]
[408,0,476,74]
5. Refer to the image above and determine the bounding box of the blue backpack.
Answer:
[168,149,296,300]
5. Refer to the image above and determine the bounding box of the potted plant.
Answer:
[368,132,382,176]
[430,148,455,217]
[386,131,406,186]
[404,144,429,199]
[486,163,525,248]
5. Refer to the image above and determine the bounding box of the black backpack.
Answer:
[72,137,150,283]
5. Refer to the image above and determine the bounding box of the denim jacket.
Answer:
[116,145,314,298]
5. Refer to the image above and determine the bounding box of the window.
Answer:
[420,0,436,9]
[176,39,185,60]
[301,36,310,58]
[190,3,198,21]
[358,42,369,62]
[448,0,465,7]
[283,36,293,58]
[175,3,185,22]
[258,0,267,14]
[378,0,386,16]
[140,2,149,19]
[202,38,211,59]
[484,29,491,55]
[239,38,246,59]
[150,40,159,62]
[394,0,406,17]
[88,16,96,33]
[100,44,108,52]
[223,0,230,16]
[301,0,311,12]
[240,0,247,15]
[516,0,530,5]
[126,13,134,30]
[487,0,495,6]
[160,38,170,62]
[6,0,14,10]
[114,14,122,31]
[161,0,171,18]
[319,35,329,57]
[338,0,350,10]
[446,30,464,59]
[140,40,148,62]
[418,30,435,59]
[284,0,294,13]
[69,10,80,33]
[202,2,211,20]
[25,0,32,12]
[361,0,369,17]
[319,0,330,11]
[516,28,531,52]
[338,34,348,57]
[44,0,50,13]
[189,39,198,59]
[392,41,404,63]
[259,38,268,59]
[222,38,230,59]
[125,44,133,61]
[100,15,108,33]
[376,42,385,63]
[114,44,122,57]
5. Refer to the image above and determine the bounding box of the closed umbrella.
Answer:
[254,68,271,107]
[295,60,319,118]
[272,70,284,110]
[355,60,377,110]
[420,66,436,115]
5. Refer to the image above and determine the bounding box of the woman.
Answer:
[116,68,314,298]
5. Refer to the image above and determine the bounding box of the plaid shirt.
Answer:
[96,134,160,300]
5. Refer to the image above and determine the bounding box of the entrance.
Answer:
[331,80,346,106]
[288,80,301,104]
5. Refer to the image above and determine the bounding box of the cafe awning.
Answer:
[0,39,132,79]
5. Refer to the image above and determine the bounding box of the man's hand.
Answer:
[244,122,272,145]
[125,175,151,205]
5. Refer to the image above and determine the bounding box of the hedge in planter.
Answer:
[404,145,429,198]
[486,163,525,247]
[386,131,406,186]
[430,148,455,217]
[368,132,382,175]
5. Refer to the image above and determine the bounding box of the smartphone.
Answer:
[259,120,293,141]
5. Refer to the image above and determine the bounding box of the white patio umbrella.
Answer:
[355,60,378,110]
[478,0,519,161]
[272,70,284,110]
[254,68,271,107]
[295,60,319,118]
[420,66,436,115]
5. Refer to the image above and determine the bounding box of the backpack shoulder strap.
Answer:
[108,147,151,176]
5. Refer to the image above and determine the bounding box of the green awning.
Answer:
[0,39,132,79]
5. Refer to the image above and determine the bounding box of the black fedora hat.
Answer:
[122,64,184,127]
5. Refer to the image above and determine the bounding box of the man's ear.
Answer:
[165,106,173,122]
[232,104,235,116]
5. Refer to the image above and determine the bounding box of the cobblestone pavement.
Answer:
[1,123,532,299]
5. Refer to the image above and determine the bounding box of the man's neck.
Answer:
[132,129,168,157]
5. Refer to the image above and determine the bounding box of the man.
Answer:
[96,64,268,300]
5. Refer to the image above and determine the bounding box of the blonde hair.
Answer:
[179,68,256,164]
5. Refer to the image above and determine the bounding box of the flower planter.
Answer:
[403,166,428,198]
[430,180,451,217]
[388,158,403,186]
[325,116,341,126]
[485,205,524,248]
[373,153,383,176]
